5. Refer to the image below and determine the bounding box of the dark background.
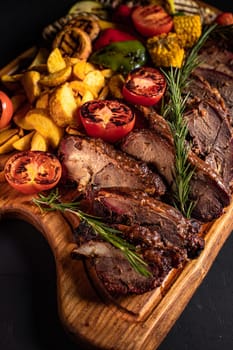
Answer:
[0,1,233,349]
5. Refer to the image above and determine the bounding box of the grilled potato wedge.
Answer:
[72,59,96,81]
[49,83,78,127]
[13,104,33,130]
[21,70,41,103]
[35,91,50,109]
[0,134,20,154]
[47,47,66,73]
[24,108,63,148]
[0,128,19,146]
[1,73,23,91]
[13,131,35,151]
[83,70,105,96]
[69,80,97,99]
[31,131,48,151]
[40,64,72,87]
[108,74,125,99]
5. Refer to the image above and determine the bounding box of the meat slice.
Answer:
[71,191,204,296]
[184,100,233,186]
[188,151,231,222]
[185,72,227,110]
[92,189,203,258]
[58,135,166,196]
[119,126,231,222]
[137,106,174,144]
[198,41,233,77]
[72,237,158,295]
[194,67,233,122]
[121,129,175,186]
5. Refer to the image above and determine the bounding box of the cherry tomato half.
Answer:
[131,5,173,37]
[215,12,233,25]
[122,67,166,106]
[0,90,14,129]
[4,151,62,194]
[78,99,135,143]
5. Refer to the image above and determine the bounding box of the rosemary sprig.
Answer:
[161,24,217,217]
[32,189,152,278]
[162,67,195,217]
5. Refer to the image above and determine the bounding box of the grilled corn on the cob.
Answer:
[173,14,202,48]
[147,33,185,68]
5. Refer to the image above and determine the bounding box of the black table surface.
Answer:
[0,1,233,350]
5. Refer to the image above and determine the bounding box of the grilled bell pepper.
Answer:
[93,28,137,51]
[89,40,147,74]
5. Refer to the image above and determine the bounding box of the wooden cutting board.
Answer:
[1,180,233,350]
[0,2,231,349]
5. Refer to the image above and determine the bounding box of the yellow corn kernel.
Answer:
[147,33,185,68]
[173,14,202,48]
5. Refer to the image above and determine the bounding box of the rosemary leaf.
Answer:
[32,189,152,278]
[161,24,217,217]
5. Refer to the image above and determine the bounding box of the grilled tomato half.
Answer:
[131,4,173,37]
[78,99,135,143]
[122,67,166,106]
[4,151,62,194]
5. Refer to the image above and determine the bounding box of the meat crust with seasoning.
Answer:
[59,135,166,197]
[71,189,204,295]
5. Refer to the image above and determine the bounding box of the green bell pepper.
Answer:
[89,40,147,74]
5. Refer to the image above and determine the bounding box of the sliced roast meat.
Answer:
[120,108,175,187]
[184,100,233,186]
[188,151,231,222]
[72,239,160,295]
[92,189,203,257]
[185,100,227,155]
[121,129,175,186]
[198,41,233,77]
[118,118,231,222]
[58,135,166,197]
[116,222,203,261]
[185,72,227,110]
[65,35,233,297]
[71,221,180,295]
[194,67,233,123]
[71,196,203,295]
[138,106,174,145]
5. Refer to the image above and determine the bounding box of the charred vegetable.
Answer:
[90,40,147,74]
[4,151,62,194]
[78,99,135,142]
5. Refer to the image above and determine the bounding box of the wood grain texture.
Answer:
[1,2,232,349]
[0,182,233,350]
